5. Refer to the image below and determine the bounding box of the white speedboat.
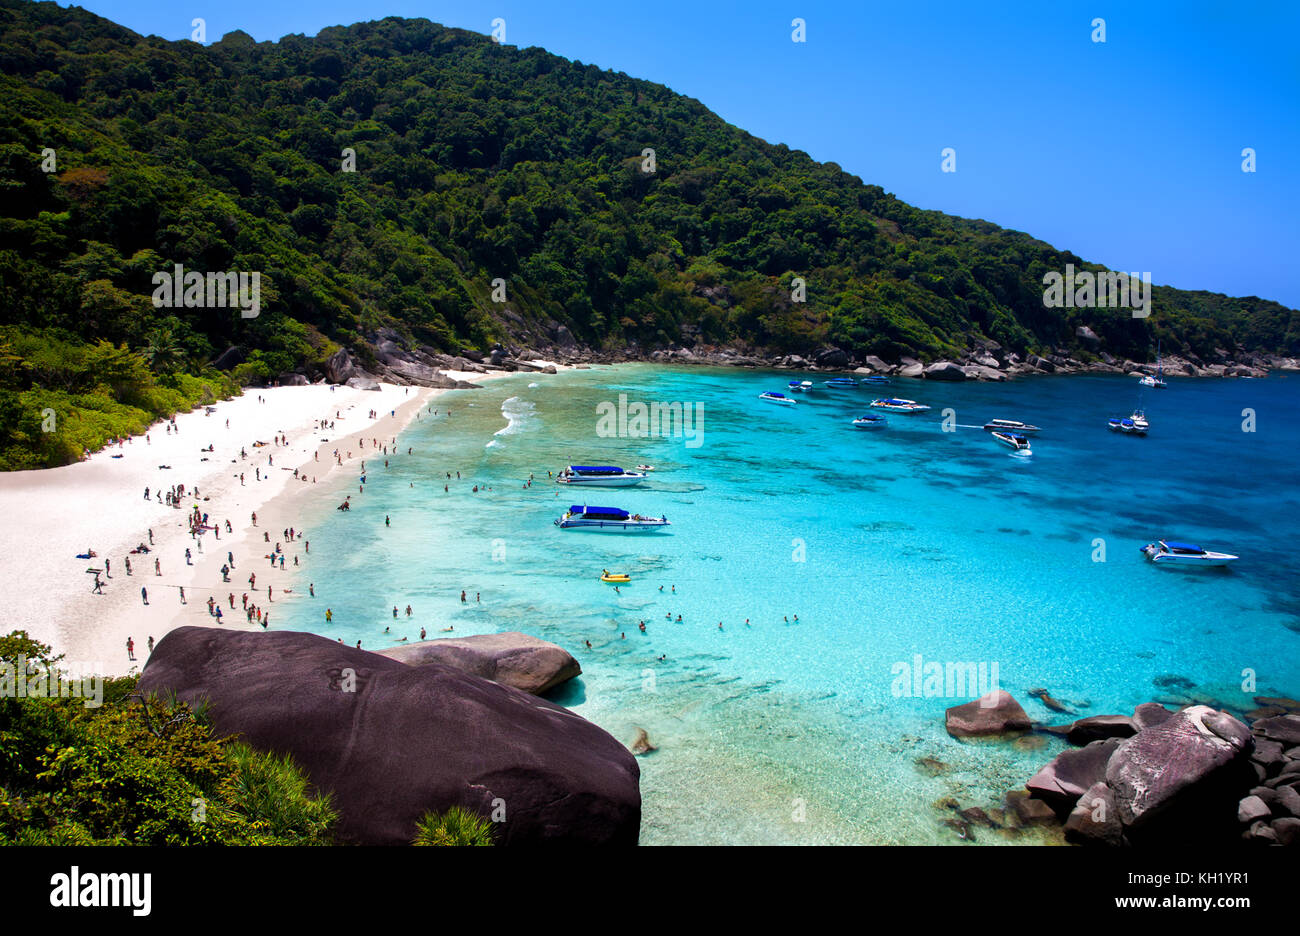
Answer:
[859,375,892,386]
[991,430,1032,452]
[786,380,815,392]
[851,414,888,429]
[870,398,931,414]
[984,418,1041,434]
[823,377,857,389]
[555,505,671,532]
[1138,341,1168,388]
[556,465,647,487]
[1141,540,1238,567]
[759,391,797,405]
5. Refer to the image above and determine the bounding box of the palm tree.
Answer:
[141,326,184,375]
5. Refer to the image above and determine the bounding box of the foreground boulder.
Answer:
[139,627,640,845]
[378,632,580,695]
[945,690,1031,737]
[1105,706,1255,842]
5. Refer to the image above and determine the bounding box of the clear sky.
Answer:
[73,0,1299,307]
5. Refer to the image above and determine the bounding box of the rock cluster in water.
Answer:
[138,626,640,845]
[943,690,1300,846]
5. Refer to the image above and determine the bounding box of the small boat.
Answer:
[823,377,857,389]
[851,414,888,429]
[983,418,1041,434]
[634,464,656,472]
[555,505,671,532]
[1140,540,1238,567]
[759,391,797,405]
[870,398,931,414]
[859,375,892,385]
[786,380,815,392]
[600,572,631,583]
[991,431,1032,452]
[1107,415,1147,435]
[556,465,647,487]
[1138,341,1168,388]
[1129,410,1149,433]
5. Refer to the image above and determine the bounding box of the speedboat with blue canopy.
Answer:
[824,377,857,389]
[851,414,888,429]
[870,398,931,413]
[1140,540,1237,567]
[759,391,797,405]
[555,505,671,531]
[556,465,647,487]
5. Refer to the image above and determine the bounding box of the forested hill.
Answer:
[0,1,1296,442]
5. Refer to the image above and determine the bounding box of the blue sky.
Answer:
[75,0,1299,307]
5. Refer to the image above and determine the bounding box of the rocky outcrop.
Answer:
[945,690,1031,737]
[1075,326,1101,348]
[923,360,967,381]
[345,375,381,391]
[324,349,356,384]
[138,627,639,845]
[377,632,581,695]
[212,346,245,371]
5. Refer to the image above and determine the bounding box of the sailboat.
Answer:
[1139,341,1167,388]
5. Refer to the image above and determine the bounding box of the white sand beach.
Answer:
[0,368,543,675]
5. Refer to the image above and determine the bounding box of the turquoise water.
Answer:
[279,365,1300,844]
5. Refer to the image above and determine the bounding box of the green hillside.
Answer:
[0,0,1296,466]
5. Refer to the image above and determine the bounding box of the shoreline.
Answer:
[0,367,549,675]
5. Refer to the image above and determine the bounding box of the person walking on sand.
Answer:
[251,511,257,526]
[155,558,161,575]
[125,557,132,576]
[141,587,148,605]
[179,587,186,604]
[147,636,155,654]
[126,637,135,660]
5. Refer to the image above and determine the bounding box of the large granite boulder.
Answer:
[1026,738,1123,815]
[138,627,639,845]
[945,690,1031,737]
[378,632,580,695]
[923,360,967,381]
[324,348,356,384]
[1105,705,1254,841]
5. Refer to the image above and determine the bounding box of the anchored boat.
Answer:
[1140,540,1237,567]
[983,418,1041,434]
[870,398,931,414]
[859,375,892,385]
[823,377,857,389]
[555,505,670,532]
[759,391,797,405]
[991,430,1032,453]
[786,380,815,392]
[851,414,888,429]
[556,465,647,487]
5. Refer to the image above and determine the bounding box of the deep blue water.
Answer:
[277,365,1300,844]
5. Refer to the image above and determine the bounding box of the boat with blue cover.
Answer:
[759,391,797,405]
[787,380,814,392]
[824,377,857,389]
[1141,540,1237,567]
[555,505,671,532]
[851,414,888,429]
[859,375,892,385]
[870,398,931,414]
[556,465,647,487]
